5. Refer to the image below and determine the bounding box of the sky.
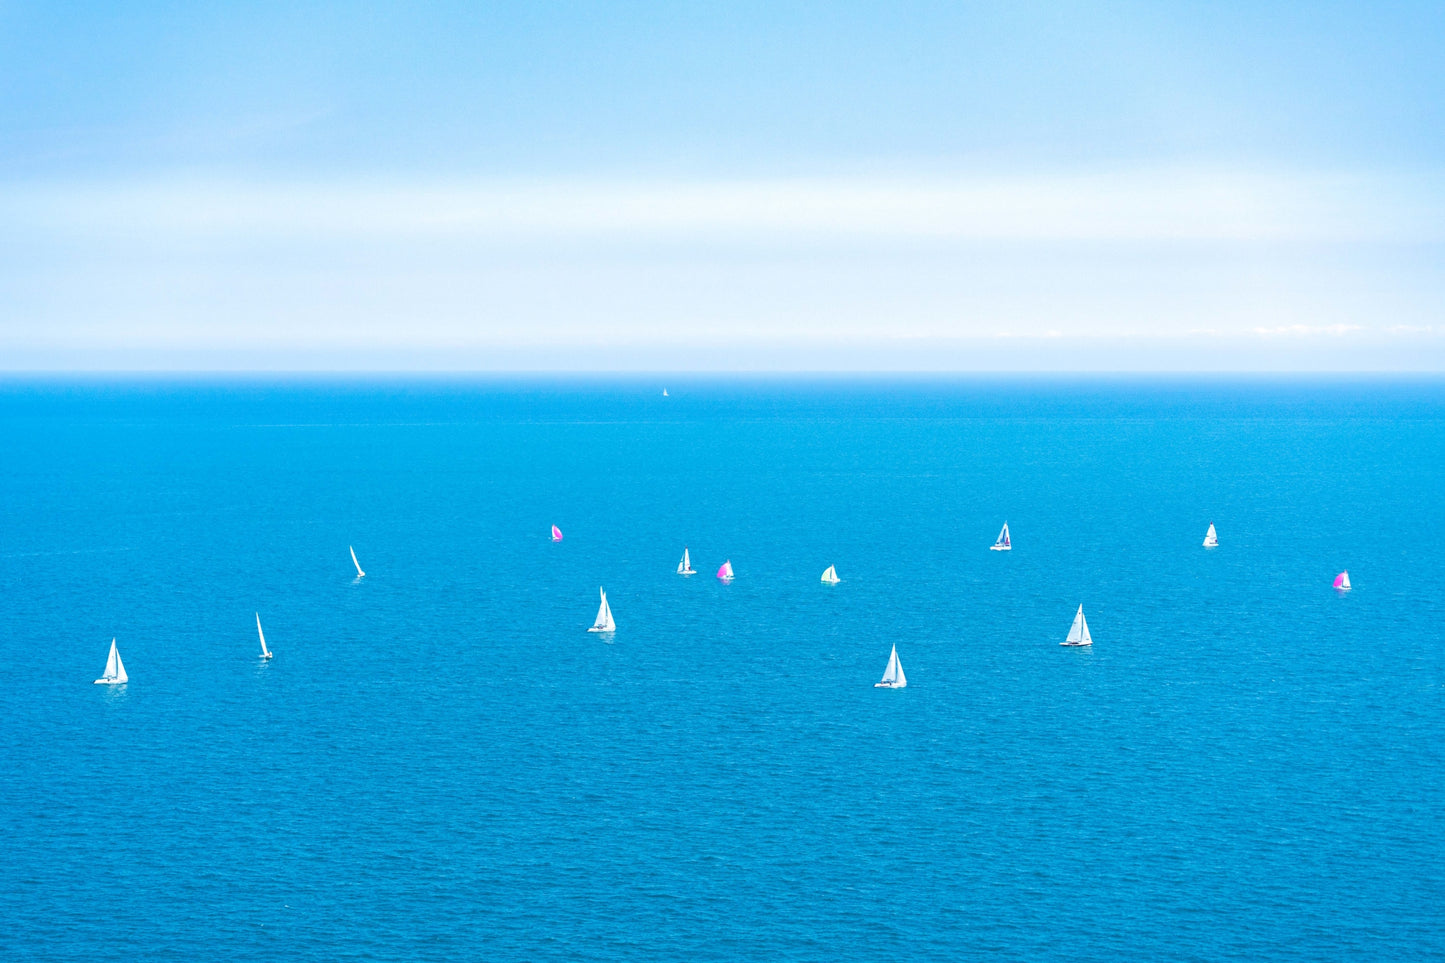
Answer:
[1,0,1443,370]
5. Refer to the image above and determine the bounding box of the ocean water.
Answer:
[1,377,1442,962]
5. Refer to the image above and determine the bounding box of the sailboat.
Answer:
[588,587,616,633]
[1062,605,1093,646]
[821,564,840,584]
[991,522,1011,551]
[551,525,563,542]
[256,613,273,660]
[662,388,669,397]
[93,638,128,685]
[677,547,696,575]
[1203,523,1218,548]
[350,545,366,578]
[716,559,734,581]
[874,645,906,688]
[1334,571,1352,591]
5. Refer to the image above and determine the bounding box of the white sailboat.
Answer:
[1203,523,1218,548]
[1062,605,1093,646]
[256,612,273,660]
[93,638,128,685]
[821,564,840,584]
[350,545,366,578]
[874,645,906,688]
[677,547,696,575]
[991,522,1011,551]
[662,388,669,397]
[588,587,616,633]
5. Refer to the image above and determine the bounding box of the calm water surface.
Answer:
[1,378,1441,961]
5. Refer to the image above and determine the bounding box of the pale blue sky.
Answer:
[2,1,1442,369]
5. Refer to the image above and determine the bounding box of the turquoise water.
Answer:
[1,378,1442,961]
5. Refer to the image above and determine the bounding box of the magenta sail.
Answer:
[717,559,734,580]
[551,525,563,542]
[1333,571,1351,590]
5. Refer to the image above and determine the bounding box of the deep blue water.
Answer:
[1,377,1442,961]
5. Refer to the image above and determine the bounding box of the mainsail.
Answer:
[1062,605,1093,646]
[350,545,366,578]
[588,587,616,632]
[256,613,272,659]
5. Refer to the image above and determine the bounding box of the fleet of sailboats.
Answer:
[1062,605,1093,646]
[256,613,273,660]
[588,587,616,633]
[93,638,127,685]
[875,645,906,688]
[90,518,1348,684]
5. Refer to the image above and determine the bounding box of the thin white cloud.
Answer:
[3,168,1439,243]
[1252,324,1365,337]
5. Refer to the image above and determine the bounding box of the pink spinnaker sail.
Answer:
[551,525,563,542]
[1333,570,1351,590]
[717,560,734,580]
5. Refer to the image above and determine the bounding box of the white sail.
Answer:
[1203,523,1218,547]
[350,545,365,578]
[1062,605,1093,646]
[821,564,840,583]
[678,547,695,574]
[94,638,127,684]
[256,612,272,659]
[991,522,1011,551]
[875,645,906,687]
[588,587,616,632]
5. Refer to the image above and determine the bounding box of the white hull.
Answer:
[93,678,125,685]
[1060,640,1093,647]
[874,681,905,688]
[260,653,274,660]
[990,544,1011,551]
[587,627,614,633]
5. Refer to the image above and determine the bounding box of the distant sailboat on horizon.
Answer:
[662,388,669,397]
[551,524,563,542]
[821,564,840,584]
[717,559,734,581]
[588,587,616,633]
[350,545,365,578]
[1062,605,1093,646]
[256,613,273,660]
[93,638,127,685]
[677,547,696,575]
[1334,570,1352,591]
[875,645,906,688]
[1203,523,1218,548]
[991,522,1011,551]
